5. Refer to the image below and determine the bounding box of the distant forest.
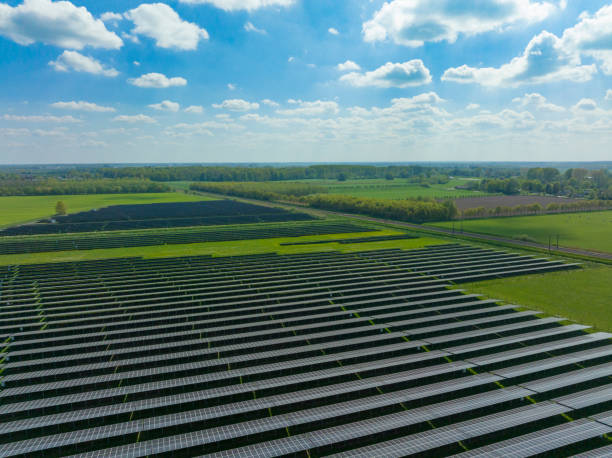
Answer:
[0,164,610,199]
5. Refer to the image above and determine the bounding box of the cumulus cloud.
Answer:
[227,83,236,90]
[177,0,295,11]
[442,31,596,87]
[572,98,598,112]
[561,4,612,75]
[51,101,115,112]
[100,12,122,23]
[244,22,266,34]
[212,99,259,112]
[337,60,360,72]
[363,0,558,47]
[512,93,565,112]
[340,60,432,88]
[466,103,480,110]
[184,105,204,113]
[262,99,279,107]
[113,114,156,123]
[48,51,119,77]
[149,100,180,112]
[277,100,339,116]
[328,27,339,35]
[125,3,208,51]
[3,114,80,122]
[129,73,187,88]
[606,90,612,102]
[0,0,122,49]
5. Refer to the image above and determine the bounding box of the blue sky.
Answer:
[1,0,612,164]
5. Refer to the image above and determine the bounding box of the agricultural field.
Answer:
[432,211,612,254]
[462,264,612,332]
[454,195,584,211]
[290,177,490,200]
[0,192,209,229]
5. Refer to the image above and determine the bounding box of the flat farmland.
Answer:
[454,195,584,211]
[0,193,211,229]
[289,178,490,200]
[461,264,612,332]
[432,211,612,254]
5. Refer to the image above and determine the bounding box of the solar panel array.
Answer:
[0,200,315,236]
[0,243,609,457]
[0,221,372,255]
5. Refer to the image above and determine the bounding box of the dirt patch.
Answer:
[453,195,583,211]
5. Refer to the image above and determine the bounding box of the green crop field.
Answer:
[288,178,489,200]
[0,192,213,229]
[432,211,612,254]
[0,228,443,266]
[461,264,612,332]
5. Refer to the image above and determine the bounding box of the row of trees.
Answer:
[303,195,458,223]
[461,200,612,219]
[0,178,170,196]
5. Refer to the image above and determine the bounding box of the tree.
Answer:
[55,201,67,215]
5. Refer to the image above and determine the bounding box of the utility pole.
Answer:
[556,234,559,249]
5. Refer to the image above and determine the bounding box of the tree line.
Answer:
[189,182,327,201]
[0,178,170,196]
[460,200,612,219]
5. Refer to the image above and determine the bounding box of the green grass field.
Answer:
[0,228,443,266]
[431,211,612,254]
[290,178,489,200]
[0,192,213,229]
[461,264,612,332]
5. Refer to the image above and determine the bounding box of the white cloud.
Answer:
[49,50,119,77]
[512,93,565,112]
[244,21,266,34]
[337,60,360,72]
[328,27,339,35]
[363,0,558,47]
[227,83,236,91]
[212,99,259,112]
[277,100,339,116]
[100,12,122,23]
[133,61,140,66]
[262,99,279,107]
[177,0,295,12]
[125,3,208,51]
[340,60,432,88]
[442,31,596,87]
[573,98,598,112]
[3,114,80,122]
[561,5,612,75]
[466,103,480,110]
[113,114,157,123]
[606,90,612,102]
[184,105,204,113]
[288,56,295,62]
[0,0,122,49]
[149,100,180,112]
[51,101,115,112]
[129,73,187,88]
